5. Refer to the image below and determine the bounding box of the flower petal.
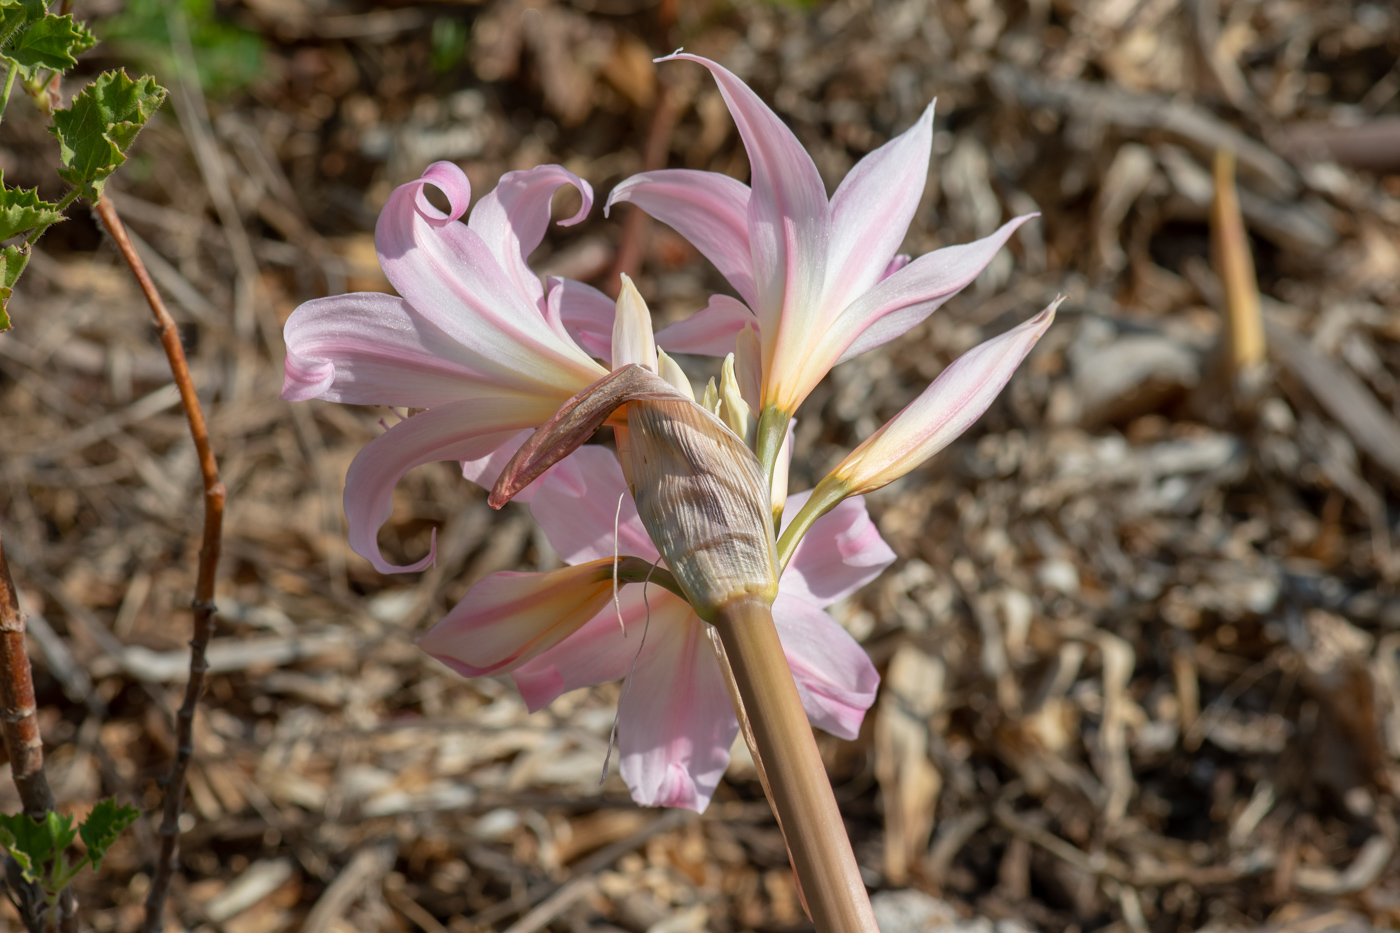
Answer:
[618,613,738,811]
[282,292,507,407]
[549,277,615,362]
[345,395,562,573]
[654,295,756,357]
[831,215,1036,365]
[780,490,896,607]
[822,102,935,318]
[527,446,658,564]
[512,586,690,711]
[375,162,604,393]
[772,593,879,740]
[418,559,619,676]
[834,299,1060,494]
[467,164,593,307]
[606,168,758,308]
[659,55,829,407]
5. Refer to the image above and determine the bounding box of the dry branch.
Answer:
[0,532,77,933]
[92,197,227,933]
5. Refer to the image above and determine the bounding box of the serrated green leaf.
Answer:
[0,0,39,53]
[48,70,167,199]
[77,799,139,873]
[0,173,61,241]
[0,811,57,883]
[45,811,77,854]
[6,13,95,72]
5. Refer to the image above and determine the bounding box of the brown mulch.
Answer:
[1,1,1399,931]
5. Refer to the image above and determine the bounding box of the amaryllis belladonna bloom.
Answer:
[281,161,623,573]
[418,446,896,811]
[608,53,1038,423]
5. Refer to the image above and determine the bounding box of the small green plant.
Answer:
[0,0,167,329]
[0,801,141,913]
[97,0,263,98]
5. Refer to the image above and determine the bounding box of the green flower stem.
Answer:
[755,406,791,516]
[775,475,851,574]
[0,61,17,125]
[613,556,685,601]
[712,595,878,933]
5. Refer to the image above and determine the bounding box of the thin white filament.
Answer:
[612,490,626,634]
[598,559,658,786]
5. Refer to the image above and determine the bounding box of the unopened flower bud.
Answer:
[719,353,754,446]
[612,274,658,372]
[657,348,694,400]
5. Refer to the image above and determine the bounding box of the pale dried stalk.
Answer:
[712,597,877,933]
[92,198,227,933]
[1211,148,1266,380]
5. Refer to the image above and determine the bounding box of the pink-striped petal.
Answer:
[375,162,603,393]
[468,164,593,307]
[882,254,911,279]
[512,586,691,711]
[549,277,615,362]
[834,300,1060,495]
[606,168,758,308]
[832,215,1037,365]
[418,559,620,676]
[282,292,511,407]
[618,613,738,811]
[658,55,829,393]
[780,491,896,607]
[527,446,658,564]
[345,395,562,573]
[822,102,935,317]
[772,593,879,740]
[654,295,756,357]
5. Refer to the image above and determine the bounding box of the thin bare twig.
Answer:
[92,197,226,933]
[0,532,77,933]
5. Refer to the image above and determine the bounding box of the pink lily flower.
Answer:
[419,446,896,811]
[608,53,1036,419]
[281,161,620,573]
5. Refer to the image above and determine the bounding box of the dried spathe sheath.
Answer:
[627,397,779,619]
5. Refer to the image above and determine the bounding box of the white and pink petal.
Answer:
[780,491,896,607]
[418,559,620,677]
[772,593,880,741]
[618,613,738,811]
[344,394,562,574]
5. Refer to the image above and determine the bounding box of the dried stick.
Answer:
[92,198,226,933]
[0,532,77,933]
[1210,148,1265,383]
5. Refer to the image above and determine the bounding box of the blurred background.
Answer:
[0,0,1398,931]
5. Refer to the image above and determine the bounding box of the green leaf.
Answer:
[49,70,167,198]
[0,811,59,884]
[77,799,139,873]
[0,173,62,241]
[0,0,40,53]
[6,13,95,72]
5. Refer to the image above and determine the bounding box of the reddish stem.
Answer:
[0,533,76,933]
[93,198,226,933]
